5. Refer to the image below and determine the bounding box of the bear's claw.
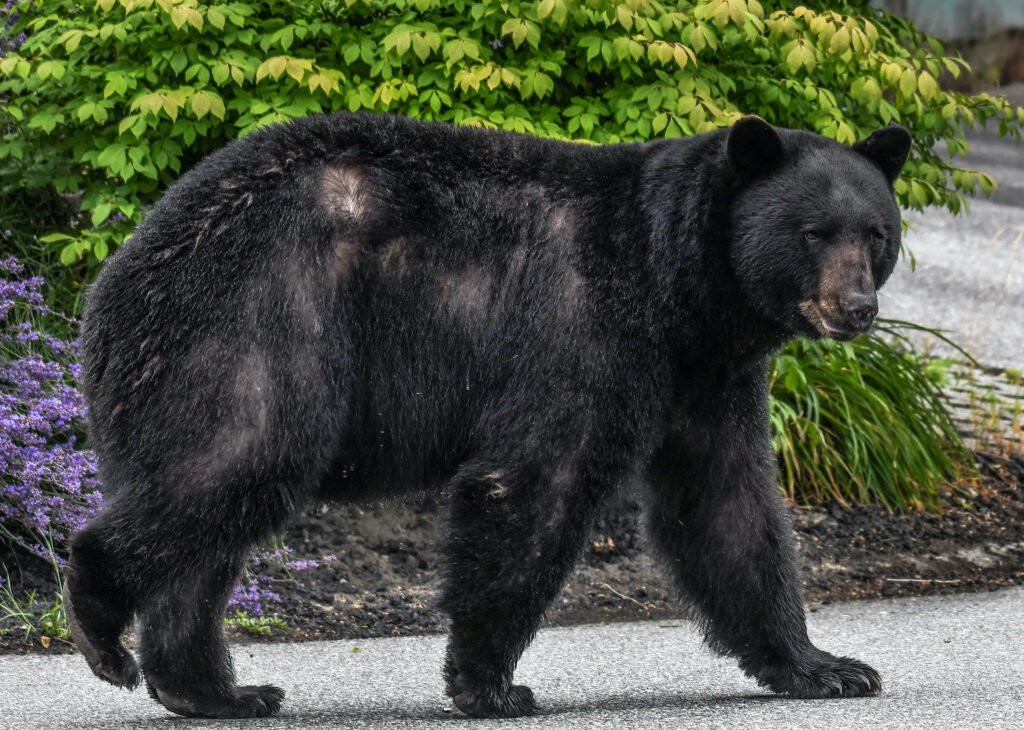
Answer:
[754,650,882,698]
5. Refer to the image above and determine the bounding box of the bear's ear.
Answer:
[852,125,912,184]
[726,116,785,177]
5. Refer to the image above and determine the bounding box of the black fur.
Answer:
[66,112,910,718]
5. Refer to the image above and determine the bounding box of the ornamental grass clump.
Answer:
[0,256,102,563]
[770,320,974,512]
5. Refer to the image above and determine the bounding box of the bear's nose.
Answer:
[841,293,878,328]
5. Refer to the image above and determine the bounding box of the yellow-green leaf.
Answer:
[829,26,850,54]
[616,5,633,31]
[899,68,917,98]
[512,21,528,48]
[918,71,939,101]
[170,6,203,31]
[285,58,311,83]
[862,77,881,103]
[208,8,225,30]
[256,57,288,82]
[191,91,211,118]
[411,33,430,62]
[169,6,187,29]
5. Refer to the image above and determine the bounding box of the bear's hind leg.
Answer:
[137,555,284,718]
[64,508,142,690]
[133,486,293,719]
[439,461,611,718]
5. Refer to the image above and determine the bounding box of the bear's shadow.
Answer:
[88,688,873,727]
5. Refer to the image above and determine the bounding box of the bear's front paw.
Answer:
[754,649,881,699]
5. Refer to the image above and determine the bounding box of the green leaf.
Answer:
[96,143,127,170]
[90,203,113,228]
[170,50,188,75]
[38,233,75,243]
[60,243,80,266]
[77,102,96,122]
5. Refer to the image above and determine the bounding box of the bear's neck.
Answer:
[638,135,791,369]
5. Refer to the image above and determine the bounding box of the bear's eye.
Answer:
[870,232,885,247]
[803,231,820,243]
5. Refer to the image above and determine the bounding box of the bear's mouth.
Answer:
[798,301,865,341]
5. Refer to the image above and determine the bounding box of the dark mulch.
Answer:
[3,452,1022,655]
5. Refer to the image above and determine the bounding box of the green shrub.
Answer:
[770,320,973,511]
[0,0,1011,513]
[1,0,1021,291]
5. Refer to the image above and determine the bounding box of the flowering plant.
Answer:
[0,255,101,564]
[0,0,28,59]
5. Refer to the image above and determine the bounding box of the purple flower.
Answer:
[1,257,101,564]
[227,574,281,616]
[285,559,319,571]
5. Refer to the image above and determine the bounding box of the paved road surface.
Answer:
[884,102,1024,369]
[2,587,1022,729]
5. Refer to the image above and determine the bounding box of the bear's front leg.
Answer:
[438,457,614,718]
[645,373,880,699]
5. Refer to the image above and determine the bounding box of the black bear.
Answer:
[65,112,911,719]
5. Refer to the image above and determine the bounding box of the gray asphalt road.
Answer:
[2,587,1023,729]
[883,113,1024,369]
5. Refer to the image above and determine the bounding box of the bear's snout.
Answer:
[840,292,878,331]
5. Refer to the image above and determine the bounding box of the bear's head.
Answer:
[725,116,912,342]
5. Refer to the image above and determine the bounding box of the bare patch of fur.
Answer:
[559,266,586,311]
[232,352,270,438]
[379,238,410,278]
[330,239,360,283]
[131,356,161,389]
[441,265,491,318]
[183,351,270,489]
[548,204,575,242]
[286,261,318,328]
[320,163,372,221]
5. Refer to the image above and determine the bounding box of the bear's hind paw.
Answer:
[452,684,539,718]
[149,683,285,718]
[63,585,140,690]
